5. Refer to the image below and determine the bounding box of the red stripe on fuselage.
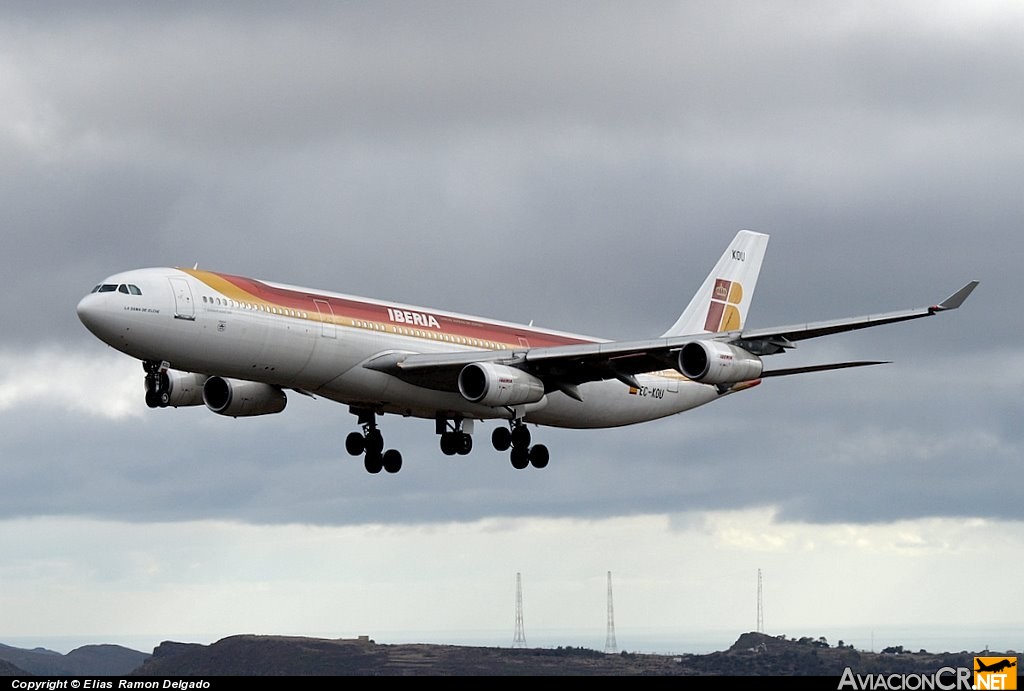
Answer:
[189,269,596,349]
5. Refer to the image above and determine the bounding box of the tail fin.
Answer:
[661,230,769,337]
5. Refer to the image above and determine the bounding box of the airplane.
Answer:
[975,659,1017,673]
[76,230,977,475]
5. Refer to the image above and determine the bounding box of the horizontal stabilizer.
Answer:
[761,361,889,378]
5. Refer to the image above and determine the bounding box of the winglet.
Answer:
[933,281,979,312]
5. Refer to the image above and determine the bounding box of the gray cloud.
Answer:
[1,2,1019,529]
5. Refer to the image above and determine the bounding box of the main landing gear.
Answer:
[344,410,549,474]
[491,420,549,470]
[345,408,402,474]
[437,416,473,457]
[143,360,170,408]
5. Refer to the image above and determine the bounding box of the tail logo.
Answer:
[703,278,745,332]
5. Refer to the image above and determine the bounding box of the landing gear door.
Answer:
[168,277,195,321]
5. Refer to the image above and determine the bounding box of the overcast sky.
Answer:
[1,2,1021,656]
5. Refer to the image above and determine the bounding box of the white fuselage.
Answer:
[76,267,729,429]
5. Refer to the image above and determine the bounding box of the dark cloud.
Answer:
[1,2,1019,528]
[2,347,1017,527]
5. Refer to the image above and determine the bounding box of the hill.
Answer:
[134,635,683,676]
[3,632,1014,676]
[131,632,1000,676]
[0,641,149,676]
[0,658,28,676]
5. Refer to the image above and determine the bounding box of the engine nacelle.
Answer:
[678,341,763,384]
[202,376,287,417]
[163,371,207,407]
[458,362,546,407]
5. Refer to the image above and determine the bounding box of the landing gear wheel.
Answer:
[349,409,402,475]
[510,446,530,470]
[158,391,171,408]
[529,444,549,469]
[364,451,383,474]
[440,432,459,456]
[511,425,531,449]
[492,427,512,452]
[365,429,384,456]
[457,433,473,456]
[345,432,365,456]
[382,449,403,474]
[145,389,159,409]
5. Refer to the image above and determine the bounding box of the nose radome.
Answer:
[76,293,104,334]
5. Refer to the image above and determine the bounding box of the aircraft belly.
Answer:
[527,377,720,429]
[317,366,510,421]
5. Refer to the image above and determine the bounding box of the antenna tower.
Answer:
[512,572,527,648]
[757,568,764,633]
[604,570,618,653]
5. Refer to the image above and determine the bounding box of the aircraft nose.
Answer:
[76,293,106,335]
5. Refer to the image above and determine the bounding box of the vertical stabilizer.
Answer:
[661,230,769,337]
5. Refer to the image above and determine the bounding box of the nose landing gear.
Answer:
[144,360,171,408]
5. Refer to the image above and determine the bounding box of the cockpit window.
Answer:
[91,283,141,295]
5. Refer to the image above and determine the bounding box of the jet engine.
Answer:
[202,376,287,417]
[163,371,207,407]
[678,341,763,384]
[458,362,546,407]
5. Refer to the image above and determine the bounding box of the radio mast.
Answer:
[604,571,618,653]
[513,572,527,648]
[757,568,764,633]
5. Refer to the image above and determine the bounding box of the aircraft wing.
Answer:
[739,280,979,344]
[366,281,978,392]
[364,338,680,392]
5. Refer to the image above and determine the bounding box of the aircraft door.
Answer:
[168,277,195,321]
[313,299,336,338]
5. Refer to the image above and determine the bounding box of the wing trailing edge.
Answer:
[761,361,889,378]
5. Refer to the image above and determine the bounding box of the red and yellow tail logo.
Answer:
[703,278,745,332]
[975,657,1017,690]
